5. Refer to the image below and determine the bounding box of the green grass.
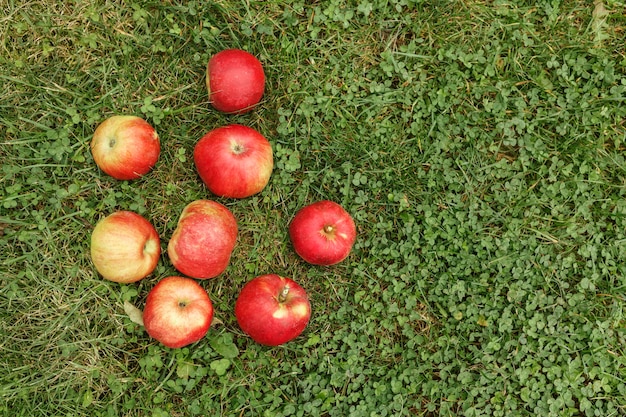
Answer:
[1,0,625,416]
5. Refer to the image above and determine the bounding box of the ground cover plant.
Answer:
[1,0,625,416]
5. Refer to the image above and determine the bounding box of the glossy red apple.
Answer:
[206,49,265,114]
[90,115,160,180]
[90,211,161,283]
[235,274,311,346]
[143,276,214,349]
[289,200,357,266]
[167,200,238,279]
[194,124,273,199]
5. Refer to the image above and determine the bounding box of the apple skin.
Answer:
[235,274,311,346]
[194,124,273,199]
[206,49,265,114]
[143,276,214,349]
[289,200,357,266]
[167,200,238,279]
[90,115,160,180]
[90,211,161,283]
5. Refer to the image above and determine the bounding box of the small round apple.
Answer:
[90,115,160,180]
[235,274,311,346]
[194,124,273,199]
[207,49,265,114]
[143,276,214,349]
[167,200,238,279]
[289,200,357,266]
[90,211,161,283]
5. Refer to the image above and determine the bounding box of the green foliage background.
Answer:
[1,1,625,416]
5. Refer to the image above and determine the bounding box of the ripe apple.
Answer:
[167,200,238,279]
[289,200,357,266]
[143,276,214,349]
[90,211,161,283]
[206,49,265,114]
[235,274,311,346]
[90,115,160,180]
[194,124,273,199]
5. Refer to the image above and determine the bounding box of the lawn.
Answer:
[1,1,625,416]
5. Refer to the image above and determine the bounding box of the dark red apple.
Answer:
[143,276,214,349]
[206,49,265,114]
[167,200,238,279]
[289,200,357,266]
[235,274,311,346]
[194,124,273,199]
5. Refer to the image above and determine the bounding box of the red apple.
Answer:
[167,200,238,279]
[90,115,160,180]
[143,276,214,349]
[235,274,311,346]
[90,211,161,283]
[206,49,265,114]
[194,124,273,199]
[289,200,357,266]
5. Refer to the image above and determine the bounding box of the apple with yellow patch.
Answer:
[91,115,160,180]
[90,211,161,283]
[143,276,214,349]
[234,274,311,346]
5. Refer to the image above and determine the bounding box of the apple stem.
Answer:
[231,141,246,155]
[323,225,334,234]
[278,286,290,303]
